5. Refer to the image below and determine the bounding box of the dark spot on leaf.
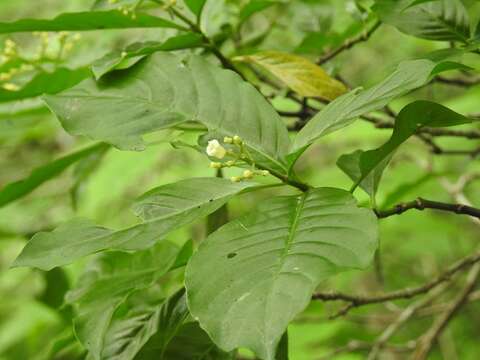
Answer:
[227,252,237,259]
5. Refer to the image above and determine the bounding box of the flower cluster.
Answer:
[109,0,140,19]
[205,135,270,182]
[0,32,81,92]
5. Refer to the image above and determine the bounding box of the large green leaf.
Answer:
[0,143,108,208]
[290,59,440,162]
[186,188,378,360]
[0,10,183,33]
[44,53,290,172]
[13,177,256,270]
[65,241,179,359]
[348,100,471,191]
[374,0,471,42]
[235,51,347,100]
[0,67,90,102]
[92,33,204,79]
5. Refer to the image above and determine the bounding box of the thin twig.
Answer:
[434,75,480,87]
[366,284,448,360]
[317,21,381,65]
[312,252,480,314]
[361,115,480,140]
[413,263,480,360]
[375,197,480,219]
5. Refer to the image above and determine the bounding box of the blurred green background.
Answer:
[0,0,479,359]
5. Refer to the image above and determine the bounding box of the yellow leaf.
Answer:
[235,51,347,100]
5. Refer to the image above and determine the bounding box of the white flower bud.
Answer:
[224,136,233,144]
[233,135,242,145]
[209,162,222,169]
[2,83,19,91]
[261,170,270,176]
[230,176,241,183]
[206,139,226,159]
[225,160,235,167]
[243,170,254,179]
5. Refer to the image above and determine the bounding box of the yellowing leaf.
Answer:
[236,51,347,100]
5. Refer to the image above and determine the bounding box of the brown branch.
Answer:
[434,75,480,87]
[375,197,480,219]
[317,21,381,65]
[413,263,480,360]
[312,252,480,314]
[361,115,480,139]
[366,284,448,360]
[317,340,414,360]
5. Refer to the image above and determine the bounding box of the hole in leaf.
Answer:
[227,252,237,259]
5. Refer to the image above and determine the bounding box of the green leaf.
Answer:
[39,328,85,360]
[186,188,378,360]
[70,144,110,210]
[139,323,234,360]
[130,288,234,360]
[38,268,70,310]
[91,33,204,79]
[99,288,164,360]
[235,51,347,100]
[350,100,471,191]
[0,67,90,102]
[134,288,189,359]
[337,150,393,198]
[184,0,208,17]
[239,0,277,24]
[0,143,108,208]
[290,59,442,161]
[13,177,257,270]
[373,0,471,42]
[171,240,194,270]
[0,10,184,33]
[44,53,290,172]
[65,241,179,359]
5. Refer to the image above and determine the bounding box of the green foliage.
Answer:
[374,0,471,42]
[91,33,204,79]
[186,188,377,359]
[65,241,180,358]
[343,101,471,193]
[0,143,108,208]
[44,53,290,172]
[0,10,183,33]
[14,178,256,270]
[290,59,439,161]
[0,67,90,102]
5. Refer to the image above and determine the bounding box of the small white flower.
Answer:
[243,170,254,179]
[209,162,222,169]
[206,139,226,159]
